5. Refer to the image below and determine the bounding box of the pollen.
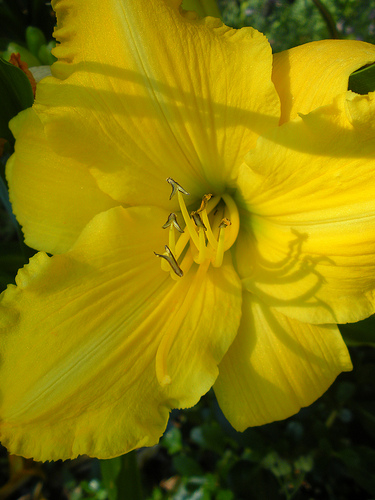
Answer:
[155,178,240,278]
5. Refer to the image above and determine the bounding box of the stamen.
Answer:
[196,228,207,264]
[160,214,182,271]
[196,193,213,213]
[201,209,218,249]
[157,182,240,278]
[200,195,221,249]
[162,213,184,233]
[212,218,231,268]
[154,245,184,277]
[191,211,207,230]
[191,211,208,264]
[166,177,190,200]
[219,217,231,229]
[175,230,190,260]
[177,190,200,250]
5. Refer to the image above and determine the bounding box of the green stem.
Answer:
[311,0,340,39]
[325,409,338,428]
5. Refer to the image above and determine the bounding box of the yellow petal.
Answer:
[236,92,375,324]
[33,0,279,207]
[0,206,242,461]
[7,108,117,254]
[214,292,352,430]
[273,39,375,124]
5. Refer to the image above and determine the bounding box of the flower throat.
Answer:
[155,178,239,279]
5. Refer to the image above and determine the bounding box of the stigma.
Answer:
[154,178,240,279]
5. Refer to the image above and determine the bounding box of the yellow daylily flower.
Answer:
[1,0,375,461]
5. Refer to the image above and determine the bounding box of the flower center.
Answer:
[155,178,240,280]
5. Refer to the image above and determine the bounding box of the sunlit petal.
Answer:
[7,108,117,254]
[0,206,242,460]
[33,0,279,208]
[273,39,375,124]
[214,292,352,430]
[236,92,375,324]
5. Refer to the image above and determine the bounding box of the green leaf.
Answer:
[100,457,121,500]
[0,58,34,146]
[190,422,227,455]
[293,455,314,473]
[216,490,234,500]
[261,452,292,478]
[162,426,183,455]
[355,403,375,440]
[100,451,142,500]
[348,63,375,95]
[173,454,203,477]
[38,42,57,65]
[336,446,375,496]
[26,26,47,57]
[3,42,41,67]
[339,315,375,347]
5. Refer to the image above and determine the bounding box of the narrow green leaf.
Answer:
[100,457,121,500]
[100,451,142,500]
[348,63,375,95]
[0,58,33,145]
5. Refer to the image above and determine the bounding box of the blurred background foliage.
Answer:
[219,0,375,51]
[1,0,375,499]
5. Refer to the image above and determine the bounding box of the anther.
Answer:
[190,211,207,230]
[162,213,184,233]
[219,217,231,229]
[196,194,213,213]
[154,245,184,277]
[166,177,190,200]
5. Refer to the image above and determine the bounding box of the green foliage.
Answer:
[100,452,143,500]
[348,63,375,94]
[340,315,375,347]
[0,58,36,292]
[139,342,375,499]
[0,0,55,42]
[218,0,375,52]
[0,1,56,66]
[0,59,33,145]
